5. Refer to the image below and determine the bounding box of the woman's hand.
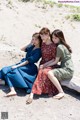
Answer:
[12,65,17,69]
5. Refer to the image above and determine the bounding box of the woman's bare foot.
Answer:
[53,92,65,100]
[6,91,17,97]
[26,97,33,104]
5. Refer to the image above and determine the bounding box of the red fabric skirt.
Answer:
[32,67,58,96]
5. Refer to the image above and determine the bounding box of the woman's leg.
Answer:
[26,69,42,104]
[5,75,17,97]
[6,87,17,97]
[26,92,34,104]
[48,71,64,99]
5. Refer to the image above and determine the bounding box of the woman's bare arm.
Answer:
[21,44,31,51]
[43,57,60,68]
[12,60,29,69]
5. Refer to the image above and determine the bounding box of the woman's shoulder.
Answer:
[57,44,69,54]
[57,44,62,50]
[33,48,41,53]
[58,44,63,48]
[57,44,65,50]
[57,44,66,53]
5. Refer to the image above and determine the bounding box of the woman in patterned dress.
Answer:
[26,28,58,104]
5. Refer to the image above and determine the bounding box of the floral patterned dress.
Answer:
[32,42,58,96]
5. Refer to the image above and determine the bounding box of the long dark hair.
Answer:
[32,33,42,47]
[52,29,72,53]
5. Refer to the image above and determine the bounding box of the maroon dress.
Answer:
[32,42,58,96]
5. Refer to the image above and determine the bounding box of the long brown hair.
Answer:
[39,27,51,36]
[32,33,42,47]
[52,29,72,53]
[39,27,53,42]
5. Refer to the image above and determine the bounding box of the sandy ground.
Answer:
[0,0,80,120]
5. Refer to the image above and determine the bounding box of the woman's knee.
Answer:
[48,70,54,78]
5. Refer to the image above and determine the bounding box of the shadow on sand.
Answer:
[0,85,80,100]
[63,86,80,100]
[0,85,27,97]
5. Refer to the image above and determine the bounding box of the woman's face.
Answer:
[32,36,39,46]
[52,34,60,44]
[40,33,49,43]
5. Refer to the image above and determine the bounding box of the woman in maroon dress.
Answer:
[26,28,58,104]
